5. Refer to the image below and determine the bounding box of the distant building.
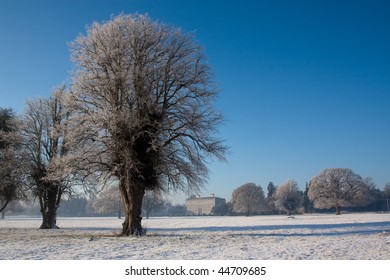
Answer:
[185,194,226,215]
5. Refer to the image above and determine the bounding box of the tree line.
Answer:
[220,171,390,216]
[1,189,187,219]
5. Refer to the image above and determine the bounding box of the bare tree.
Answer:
[142,190,163,219]
[67,14,227,236]
[231,183,265,216]
[92,185,123,218]
[308,168,373,215]
[274,179,302,215]
[17,86,73,229]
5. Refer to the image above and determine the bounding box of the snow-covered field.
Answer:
[1,213,389,260]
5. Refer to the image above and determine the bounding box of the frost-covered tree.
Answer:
[142,190,163,218]
[274,179,302,215]
[18,86,74,229]
[92,185,123,218]
[0,108,25,217]
[308,168,373,215]
[231,183,265,216]
[67,14,226,236]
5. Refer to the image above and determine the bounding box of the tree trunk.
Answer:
[39,185,60,229]
[40,210,59,229]
[335,205,341,215]
[0,200,10,215]
[119,176,145,236]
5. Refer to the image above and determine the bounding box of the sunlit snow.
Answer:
[1,213,389,259]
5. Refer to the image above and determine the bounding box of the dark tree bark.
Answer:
[0,200,10,214]
[335,205,341,215]
[118,125,159,236]
[120,179,145,236]
[38,184,61,229]
[0,198,10,219]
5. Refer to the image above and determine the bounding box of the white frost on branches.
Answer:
[274,179,302,215]
[231,183,266,216]
[308,168,374,214]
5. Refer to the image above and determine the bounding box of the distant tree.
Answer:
[266,182,278,214]
[384,183,390,212]
[167,204,187,216]
[302,182,314,213]
[66,14,227,236]
[142,190,163,218]
[363,177,380,206]
[92,185,123,218]
[308,168,374,215]
[0,107,25,218]
[4,200,24,214]
[211,201,230,216]
[231,183,266,216]
[17,86,75,228]
[384,183,390,199]
[274,180,302,215]
[267,182,277,198]
[352,179,386,212]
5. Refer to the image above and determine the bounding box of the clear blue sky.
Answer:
[1,0,389,203]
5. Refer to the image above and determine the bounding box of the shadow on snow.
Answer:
[148,221,390,237]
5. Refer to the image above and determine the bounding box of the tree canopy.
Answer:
[274,179,302,215]
[308,168,373,215]
[66,14,227,235]
[17,86,75,229]
[231,183,265,216]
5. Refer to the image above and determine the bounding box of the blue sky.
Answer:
[1,0,389,203]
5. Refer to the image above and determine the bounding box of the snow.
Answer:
[1,213,389,260]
